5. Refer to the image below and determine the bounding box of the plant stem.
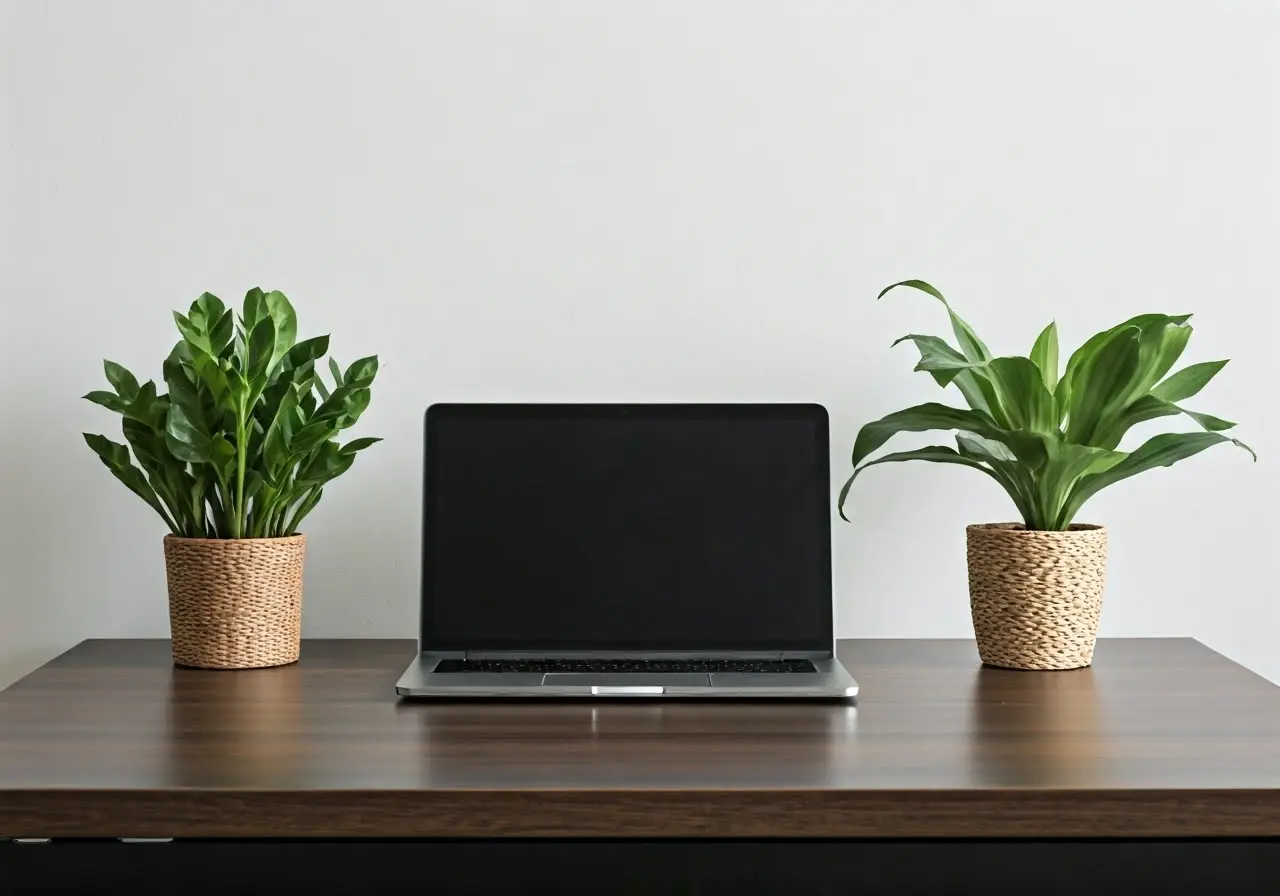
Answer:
[252,486,274,538]
[149,474,186,536]
[265,491,286,537]
[209,477,227,537]
[282,487,320,536]
[192,474,208,537]
[154,503,181,536]
[212,473,231,538]
[266,471,296,537]
[234,408,248,538]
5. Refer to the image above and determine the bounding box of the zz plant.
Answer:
[839,280,1253,531]
[84,289,380,539]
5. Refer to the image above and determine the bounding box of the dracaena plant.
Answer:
[83,289,380,539]
[838,280,1253,531]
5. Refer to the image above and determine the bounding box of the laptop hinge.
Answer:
[461,649,795,660]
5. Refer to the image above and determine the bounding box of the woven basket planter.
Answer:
[163,535,307,670]
[966,523,1108,671]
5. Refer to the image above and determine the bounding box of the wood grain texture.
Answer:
[2,638,1279,838]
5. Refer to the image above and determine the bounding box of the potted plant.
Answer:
[83,289,380,670]
[839,280,1253,671]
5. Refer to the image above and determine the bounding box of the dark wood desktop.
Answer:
[3,638,1279,892]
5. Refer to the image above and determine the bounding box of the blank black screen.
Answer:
[422,405,833,651]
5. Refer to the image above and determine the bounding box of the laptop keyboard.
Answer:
[433,658,817,674]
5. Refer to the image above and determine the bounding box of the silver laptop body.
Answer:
[397,403,858,700]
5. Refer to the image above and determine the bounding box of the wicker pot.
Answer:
[966,523,1108,671]
[163,535,307,670]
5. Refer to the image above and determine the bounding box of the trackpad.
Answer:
[542,673,710,688]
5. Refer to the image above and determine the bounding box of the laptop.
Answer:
[395,403,858,699]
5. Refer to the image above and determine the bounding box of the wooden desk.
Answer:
[3,638,1279,892]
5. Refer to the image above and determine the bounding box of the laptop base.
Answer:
[395,653,859,699]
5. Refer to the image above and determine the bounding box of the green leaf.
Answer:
[83,390,129,413]
[985,357,1056,434]
[186,343,229,405]
[893,334,971,385]
[247,313,277,380]
[313,375,331,401]
[299,388,318,416]
[1133,319,1193,401]
[242,287,268,332]
[1038,439,1125,530]
[245,413,267,460]
[341,436,382,454]
[103,361,140,400]
[163,357,218,443]
[209,308,236,356]
[224,366,249,411]
[1059,431,1255,526]
[838,446,1010,522]
[190,293,226,330]
[344,355,379,384]
[121,417,167,469]
[1057,314,1191,415]
[879,279,990,361]
[290,420,338,456]
[162,355,194,400]
[232,324,247,370]
[124,380,162,426]
[955,434,1038,526]
[956,433,1016,463]
[166,336,192,367]
[296,440,356,485]
[1095,391,1236,450]
[949,372,994,417]
[282,486,325,534]
[279,335,330,375]
[1151,360,1229,403]
[83,433,176,531]
[244,470,265,503]
[313,381,372,423]
[165,403,212,463]
[1181,408,1235,432]
[173,311,210,353]
[209,432,237,476]
[1092,394,1176,449]
[905,348,1039,426]
[851,402,1007,467]
[328,357,344,387]
[264,290,298,369]
[262,385,300,475]
[1030,322,1059,393]
[892,336,995,415]
[1065,326,1141,444]
[188,476,211,536]
[83,432,130,468]
[336,387,371,428]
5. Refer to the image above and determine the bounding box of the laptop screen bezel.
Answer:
[420,403,834,653]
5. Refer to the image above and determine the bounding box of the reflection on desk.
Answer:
[969,665,1101,787]
[403,701,858,788]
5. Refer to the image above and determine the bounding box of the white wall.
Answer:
[1,0,16,683]
[3,0,1276,687]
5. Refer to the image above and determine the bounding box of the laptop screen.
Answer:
[421,404,833,652]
